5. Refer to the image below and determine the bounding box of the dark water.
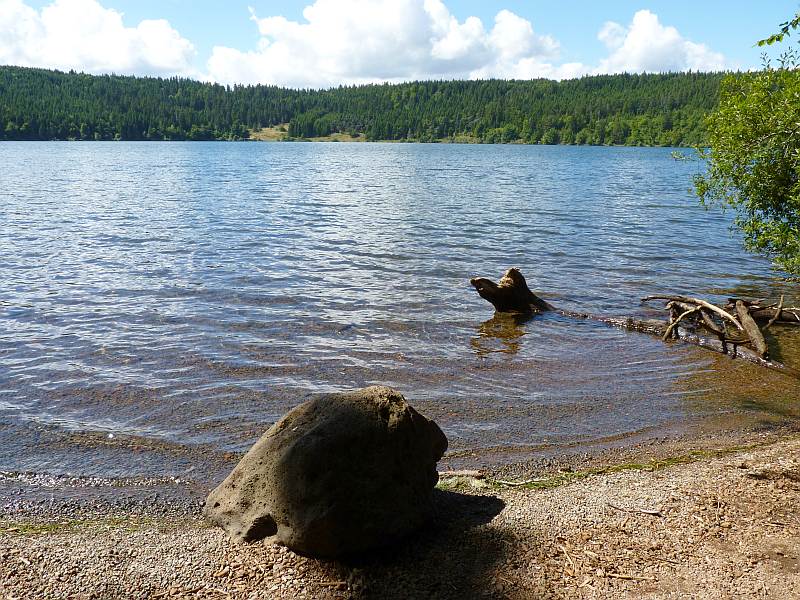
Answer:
[2,142,799,482]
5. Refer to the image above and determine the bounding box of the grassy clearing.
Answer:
[248,127,488,143]
[249,125,368,142]
[306,132,367,142]
[249,125,289,141]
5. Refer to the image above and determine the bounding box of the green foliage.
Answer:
[694,68,800,273]
[0,66,723,146]
[757,13,800,46]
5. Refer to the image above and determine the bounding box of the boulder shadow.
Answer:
[340,489,508,599]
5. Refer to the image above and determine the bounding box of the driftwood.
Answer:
[735,300,769,358]
[746,308,800,324]
[644,295,744,331]
[726,296,800,324]
[470,268,800,380]
[470,268,554,313]
[663,306,701,342]
[764,295,785,331]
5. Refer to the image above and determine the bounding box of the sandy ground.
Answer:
[3,436,800,599]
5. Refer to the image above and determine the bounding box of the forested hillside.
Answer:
[0,66,724,145]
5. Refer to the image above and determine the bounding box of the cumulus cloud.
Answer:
[595,10,726,74]
[0,1,728,86]
[0,0,196,77]
[207,3,727,88]
[206,0,574,87]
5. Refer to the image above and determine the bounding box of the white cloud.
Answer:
[595,10,726,74]
[0,1,728,86]
[597,21,626,50]
[0,0,196,77]
[206,0,572,87]
[207,3,727,88]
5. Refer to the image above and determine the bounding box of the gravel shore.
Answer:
[3,435,800,599]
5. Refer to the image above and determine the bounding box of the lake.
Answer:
[2,141,799,483]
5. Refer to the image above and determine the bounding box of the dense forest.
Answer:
[0,66,724,145]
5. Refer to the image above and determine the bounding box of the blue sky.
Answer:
[3,1,799,87]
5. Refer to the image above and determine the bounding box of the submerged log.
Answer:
[750,307,800,323]
[470,268,800,380]
[726,295,800,324]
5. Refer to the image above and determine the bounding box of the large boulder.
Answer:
[204,386,448,557]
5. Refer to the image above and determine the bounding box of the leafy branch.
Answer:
[757,13,800,46]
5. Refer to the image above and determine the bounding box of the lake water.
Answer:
[2,142,799,483]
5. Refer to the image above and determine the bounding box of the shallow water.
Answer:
[1,142,799,482]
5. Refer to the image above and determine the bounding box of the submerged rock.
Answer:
[204,385,447,557]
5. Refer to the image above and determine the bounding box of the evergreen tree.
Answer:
[0,66,723,146]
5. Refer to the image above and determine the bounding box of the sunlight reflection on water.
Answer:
[1,142,798,479]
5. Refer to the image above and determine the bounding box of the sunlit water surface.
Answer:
[2,142,799,481]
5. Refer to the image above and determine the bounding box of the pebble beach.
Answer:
[3,433,800,599]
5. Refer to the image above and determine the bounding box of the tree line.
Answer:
[0,66,724,145]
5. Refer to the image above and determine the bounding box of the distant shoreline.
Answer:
[0,135,699,148]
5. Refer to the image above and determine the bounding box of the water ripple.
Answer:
[1,142,798,478]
